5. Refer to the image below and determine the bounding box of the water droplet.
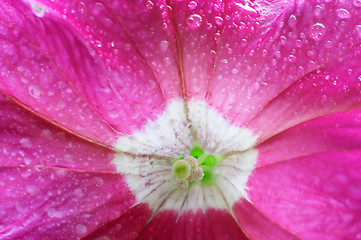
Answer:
[187,14,202,29]
[159,40,169,51]
[234,2,257,13]
[356,25,361,37]
[309,23,326,41]
[130,104,140,120]
[280,36,286,45]
[146,0,154,10]
[314,5,323,17]
[47,208,63,218]
[26,185,40,196]
[41,129,52,138]
[76,224,88,236]
[24,158,31,165]
[325,40,332,48]
[288,15,297,27]
[354,0,361,7]
[93,40,102,49]
[214,32,220,43]
[336,9,351,19]
[109,108,119,119]
[188,1,197,10]
[20,138,32,148]
[77,2,86,13]
[241,38,247,46]
[93,2,105,15]
[74,188,84,197]
[94,177,104,187]
[288,55,296,63]
[262,49,267,58]
[29,85,41,99]
[214,16,223,26]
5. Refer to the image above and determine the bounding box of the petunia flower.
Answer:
[1,0,361,239]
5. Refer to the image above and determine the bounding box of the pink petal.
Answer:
[0,0,185,148]
[241,110,361,238]
[24,0,184,134]
[84,203,152,240]
[167,0,288,101]
[216,0,361,132]
[170,0,361,143]
[245,152,361,239]
[0,166,135,239]
[0,1,118,146]
[257,109,361,167]
[138,209,248,240]
[233,199,299,240]
[0,93,116,172]
[248,44,361,141]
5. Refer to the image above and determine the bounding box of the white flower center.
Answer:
[113,99,258,213]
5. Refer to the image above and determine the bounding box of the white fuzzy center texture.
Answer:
[113,99,258,215]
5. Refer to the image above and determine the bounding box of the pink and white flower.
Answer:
[1,0,361,239]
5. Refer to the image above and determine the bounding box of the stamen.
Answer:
[176,179,189,189]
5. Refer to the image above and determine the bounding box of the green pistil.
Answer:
[189,141,204,158]
[172,141,223,185]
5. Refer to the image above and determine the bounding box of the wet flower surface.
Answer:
[1,0,361,239]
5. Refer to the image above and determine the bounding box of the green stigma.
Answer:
[172,160,191,180]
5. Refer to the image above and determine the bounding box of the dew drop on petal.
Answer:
[24,158,31,165]
[109,108,119,119]
[75,224,88,236]
[288,15,297,27]
[309,23,326,41]
[314,5,323,17]
[74,188,84,197]
[241,38,247,46]
[94,176,104,187]
[77,2,86,13]
[188,1,197,10]
[159,40,169,51]
[93,2,105,15]
[280,36,286,45]
[356,25,361,37]
[145,0,154,10]
[354,0,361,7]
[20,138,32,148]
[29,85,41,99]
[325,40,332,48]
[47,208,63,218]
[262,49,267,58]
[215,16,223,26]
[336,9,351,19]
[288,55,296,63]
[26,185,40,196]
[187,14,202,29]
